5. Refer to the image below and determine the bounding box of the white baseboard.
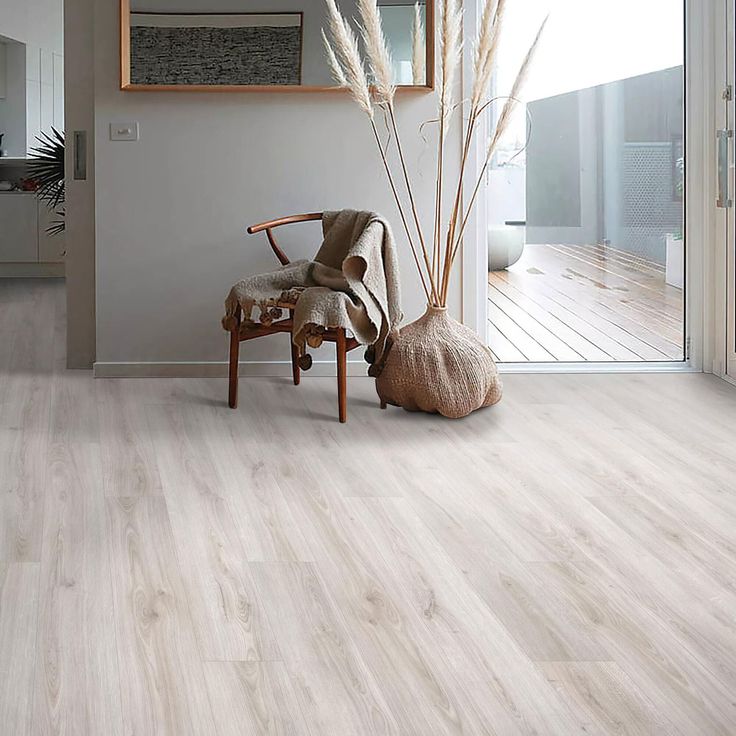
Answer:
[93,360,370,378]
[719,372,736,387]
[0,263,65,278]
[93,359,700,379]
[497,361,697,374]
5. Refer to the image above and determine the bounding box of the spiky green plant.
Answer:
[28,127,65,235]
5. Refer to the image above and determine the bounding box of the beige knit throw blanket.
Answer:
[223,210,402,361]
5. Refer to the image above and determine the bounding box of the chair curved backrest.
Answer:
[247,212,324,266]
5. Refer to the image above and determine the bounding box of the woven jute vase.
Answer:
[374,306,503,419]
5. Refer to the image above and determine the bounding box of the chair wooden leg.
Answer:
[291,342,301,386]
[336,328,347,423]
[289,312,300,386]
[228,306,241,409]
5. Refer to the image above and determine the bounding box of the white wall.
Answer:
[0,41,26,155]
[94,0,461,368]
[0,0,64,153]
[0,0,64,53]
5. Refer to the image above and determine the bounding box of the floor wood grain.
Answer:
[1,278,735,735]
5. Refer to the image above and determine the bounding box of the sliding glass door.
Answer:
[726,0,736,380]
[486,0,685,364]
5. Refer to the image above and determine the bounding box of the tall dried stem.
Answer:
[446,16,547,290]
[439,0,506,302]
[434,0,462,302]
[322,0,545,310]
[387,106,439,303]
[323,0,432,300]
[359,0,438,300]
[369,120,432,301]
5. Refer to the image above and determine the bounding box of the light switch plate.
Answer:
[109,122,139,141]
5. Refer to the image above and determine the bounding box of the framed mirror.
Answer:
[120,1,434,92]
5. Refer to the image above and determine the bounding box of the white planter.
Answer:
[665,234,683,289]
[488,221,526,271]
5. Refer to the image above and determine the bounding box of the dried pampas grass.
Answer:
[412,3,425,86]
[324,0,373,117]
[322,0,547,308]
[357,0,395,103]
[488,16,548,158]
[439,0,462,124]
[449,14,549,271]
[471,0,505,108]
[322,30,347,87]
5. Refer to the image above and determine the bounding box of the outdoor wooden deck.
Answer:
[488,243,684,363]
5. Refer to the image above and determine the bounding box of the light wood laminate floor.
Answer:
[1,278,735,735]
[489,244,684,362]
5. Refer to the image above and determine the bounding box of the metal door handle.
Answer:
[717,128,732,208]
[73,131,87,181]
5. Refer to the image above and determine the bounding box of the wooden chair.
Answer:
[227,213,362,423]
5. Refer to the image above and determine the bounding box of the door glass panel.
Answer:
[487,0,685,363]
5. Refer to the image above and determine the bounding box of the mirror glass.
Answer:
[123,1,430,90]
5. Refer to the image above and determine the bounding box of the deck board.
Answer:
[489,244,684,363]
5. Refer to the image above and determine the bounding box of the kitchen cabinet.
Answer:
[0,192,65,271]
[0,193,38,262]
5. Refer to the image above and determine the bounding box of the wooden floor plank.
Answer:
[535,560,736,735]
[489,244,684,362]
[106,496,218,736]
[0,284,55,561]
[0,562,40,734]
[187,403,315,561]
[540,661,682,736]
[249,561,398,736]
[487,299,556,361]
[489,278,611,361]
[497,269,667,360]
[144,404,280,662]
[204,660,310,736]
[487,317,527,362]
[96,380,163,497]
[2,279,735,736]
[346,496,601,731]
[488,284,583,361]
[524,248,683,351]
[491,272,641,360]
[276,461,537,735]
[32,371,124,736]
[563,242,666,275]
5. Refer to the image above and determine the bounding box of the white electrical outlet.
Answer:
[110,122,139,141]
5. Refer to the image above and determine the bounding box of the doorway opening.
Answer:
[0,3,65,283]
[486,0,685,364]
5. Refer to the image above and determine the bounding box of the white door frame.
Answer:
[462,0,711,374]
[713,0,736,383]
[64,0,97,368]
[709,0,736,382]
[460,0,490,337]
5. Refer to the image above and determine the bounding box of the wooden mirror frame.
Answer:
[120,0,434,92]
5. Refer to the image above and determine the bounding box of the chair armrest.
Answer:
[246,212,324,267]
[247,213,323,234]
